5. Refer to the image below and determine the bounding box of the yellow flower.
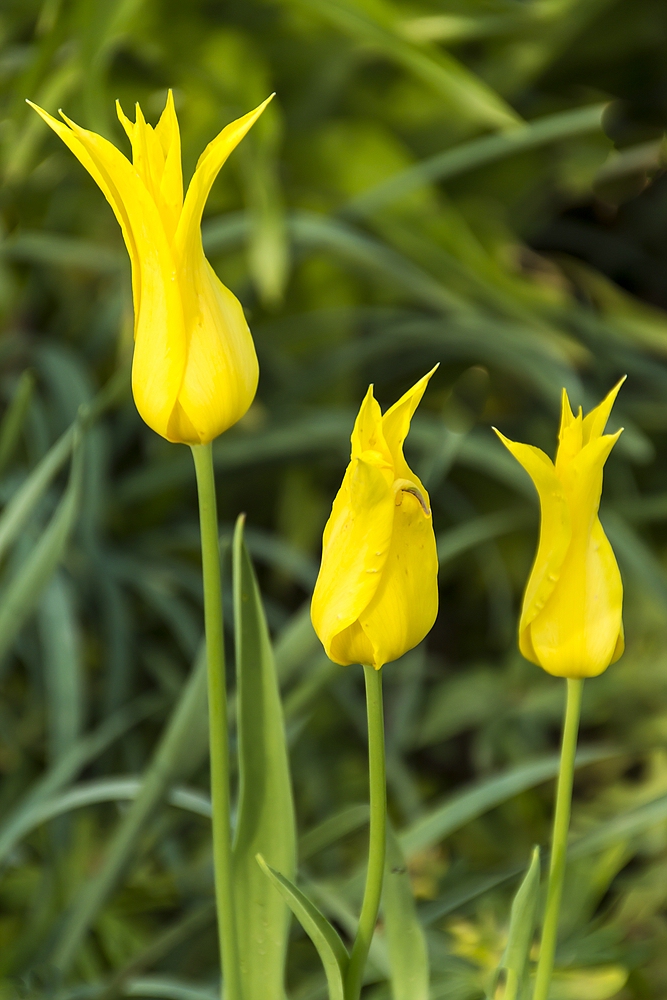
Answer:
[29,92,272,444]
[311,370,439,669]
[495,381,625,678]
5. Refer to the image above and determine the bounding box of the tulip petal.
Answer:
[526,430,623,676]
[30,104,187,439]
[29,102,139,279]
[582,377,626,444]
[167,258,258,443]
[565,430,623,526]
[350,386,393,470]
[558,387,576,435]
[555,388,583,475]
[176,96,273,260]
[311,454,395,666]
[154,91,183,237]
[494,430,571,661]
[116,95,183,241]
[381,366,438,484]
[133,104,166,201]
[529,515,623,677]
[358,485,439,668]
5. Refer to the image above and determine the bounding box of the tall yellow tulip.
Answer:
[29,92,272,444]
[495,381,625,679]
[311,369,439,669]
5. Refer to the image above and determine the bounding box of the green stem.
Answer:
[344,664,386,1000]
[191,443,241,1000]
[532,678,584,1000]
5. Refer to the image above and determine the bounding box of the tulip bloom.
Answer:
[29,92,272,444]
[312,370,439,669]
[495,382,625,678]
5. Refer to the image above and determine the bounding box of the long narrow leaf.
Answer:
[233,516,296,1000]
[0,698,158,868]
[344,103,606,218]
[0,369,34,476]
[291,0,520,129]
[0,427,84,670]
[38,569,84,761]
[48,647,209,972]
[383,823,429,1000]
[495,847,540,1000]
[256,855,348,1000]
[399,748,617,858]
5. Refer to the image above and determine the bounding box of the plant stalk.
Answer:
[532,678,584,1000]
[191,443,241,1000]
[344,664,386,1000]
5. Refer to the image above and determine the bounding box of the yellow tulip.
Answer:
[311,370,439,669]
[495,381,625,678]
[29,92,272,444]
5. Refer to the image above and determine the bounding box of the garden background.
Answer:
[2,0,667,996]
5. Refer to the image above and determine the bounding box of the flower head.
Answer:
[495,381,625,678]
[29,92,272,444]
[311,369,439,669]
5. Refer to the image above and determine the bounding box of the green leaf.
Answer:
[300,804,370,861]
[0,425,84,670]
[233,516,297,1000]
[0,369,34,476]
[0,422,77,568]
[0,699,158,869]
[48,647,210,972]
[383,823,429,1000]
[344,103,606,218]
[123,976,218,1000]
[494,846,540,1000]
[38,569,84,762]
[290,0,520,130]
[256,854,348,1000]
[399,748,617,858]
[569,790,667,860]
[436,508,534,566]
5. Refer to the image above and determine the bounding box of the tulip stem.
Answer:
[532,677,584,1000]
[191,443,241,1000]
[345,664,387,1000]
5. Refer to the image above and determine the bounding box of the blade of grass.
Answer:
[291,0,520,129]
[257,855,348,1000]
[399,748,617,858]
[0,370,34,476]
[0,696,158,866]
[49,647,209,973]
[344,103,606,218]
[0,425,84,672]
[38,570,83,762]
[383,823,429,1000]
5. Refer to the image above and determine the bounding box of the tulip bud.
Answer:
[29,92,272,444]
[495,381,625,678]
[311,370,439,669]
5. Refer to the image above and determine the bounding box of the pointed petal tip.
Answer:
[491,425,510,444]
[251,93,276,119]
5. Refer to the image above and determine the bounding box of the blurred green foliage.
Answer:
[3,0,667,997]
